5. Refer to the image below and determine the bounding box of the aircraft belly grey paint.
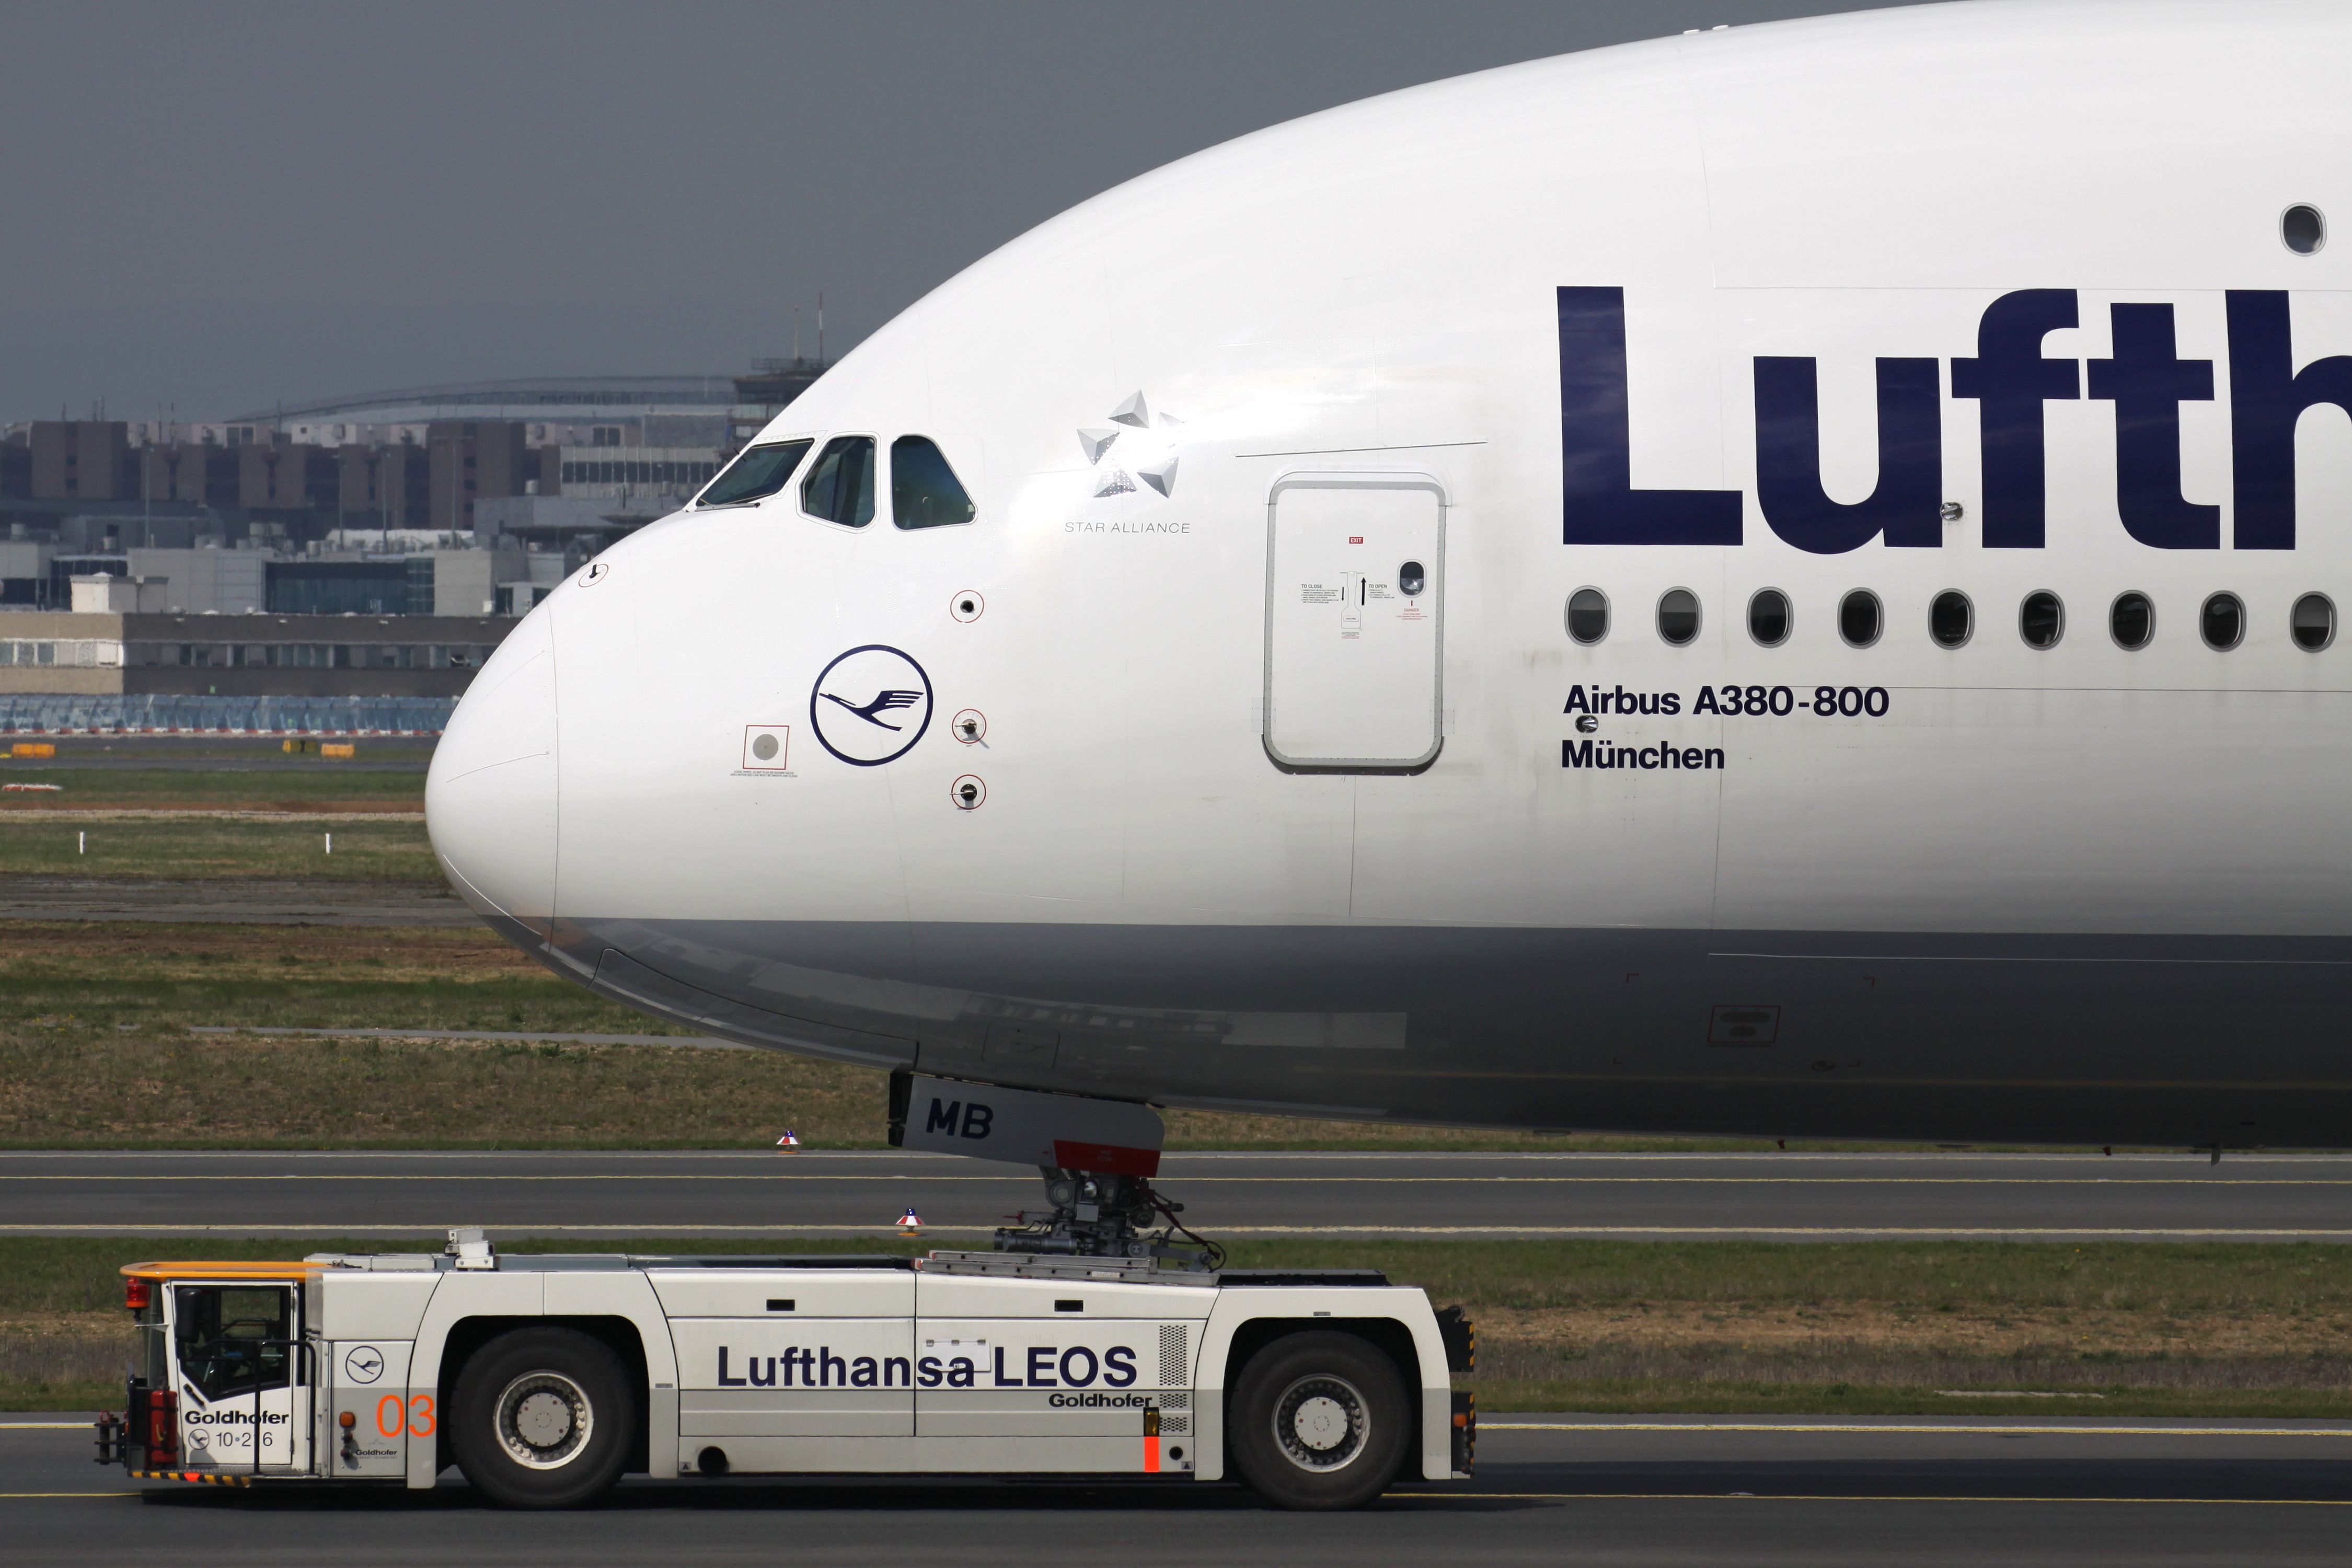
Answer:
[428,1,2352,1148]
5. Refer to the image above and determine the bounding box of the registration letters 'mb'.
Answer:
[925,1098,995,1140]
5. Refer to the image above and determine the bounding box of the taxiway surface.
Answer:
[7,1413,2349,1565]
[8,1149,2352,1240]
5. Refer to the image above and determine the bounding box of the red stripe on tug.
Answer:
[1143,1407,1161,1472]
[1052,1140,1160,1179]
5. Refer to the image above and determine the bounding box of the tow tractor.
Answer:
[93,1077,1475,1511]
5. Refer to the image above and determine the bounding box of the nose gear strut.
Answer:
[994,1167,1224,1269]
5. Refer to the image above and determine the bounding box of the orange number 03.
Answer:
[374,1394,436,1438]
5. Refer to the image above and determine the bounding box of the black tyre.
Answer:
[448,1327,632,1509]
[1228,1330,1411,1510]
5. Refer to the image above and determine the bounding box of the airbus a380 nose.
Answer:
[432,0,2352,1177]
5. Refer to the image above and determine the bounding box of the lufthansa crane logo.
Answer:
[343,1345,385,1384]
[810,645,934,766]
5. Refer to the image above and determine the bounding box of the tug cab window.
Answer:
[890,437,976,529]
[801,436,877,528]
[174,1284,293,1402]
[696,439,811,508]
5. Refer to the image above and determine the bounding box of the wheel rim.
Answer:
[492,1370,594,1470]
[1272,1373,1369,1473]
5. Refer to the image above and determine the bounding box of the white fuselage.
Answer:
[428,1,2352,1147]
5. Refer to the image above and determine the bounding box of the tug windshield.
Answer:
[174,1284,294,1402]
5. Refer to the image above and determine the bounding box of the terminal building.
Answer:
[0,365,814,728]
[1,364,818,551]
[0,606,508,699]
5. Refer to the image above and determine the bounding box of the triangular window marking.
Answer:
[1078,427,1120,464]
[1110,391,1150,428]
[1138,457,1178,498]
[1093,467,1136,498]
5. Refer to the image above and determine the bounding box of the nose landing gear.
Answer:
[994,1167,1224,1269]
[885,1071,1221,1266]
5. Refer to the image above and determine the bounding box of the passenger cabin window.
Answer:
[1747,589,1790,647]
[2111,592,2154,650]
[1838,590,1881,648]
[801,436,877,528]
[2202,592,2245,650]
[890,436,976,529]
[2020,591,2064,650]
[1929,591,1972,649]
[697,439,811,508]
[2284,204,2327,256]
[2292,593,2335,651]
[1656,589,1700,646]
[1566,588,1609,645]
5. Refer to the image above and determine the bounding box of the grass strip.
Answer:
[8,1238,2352,1415]
[0,818,436,880]
[0,924,1725,1151]
[0,764,425,812]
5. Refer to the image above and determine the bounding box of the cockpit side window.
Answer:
[801,436,877,528]
[696,439,812,508]
[890,436,976,529]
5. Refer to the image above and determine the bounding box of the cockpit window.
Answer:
[697,439,811,508]
[801,435,877,528]
[890,436,976,529]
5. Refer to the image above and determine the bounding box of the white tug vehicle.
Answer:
[95,1081,1477,1509]
[95,1224,1476,1512]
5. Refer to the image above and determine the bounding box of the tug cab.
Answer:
[113,1261,315,1484]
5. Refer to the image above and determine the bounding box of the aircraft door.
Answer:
[169,1281,312,1474]
[1263,474,1445,770]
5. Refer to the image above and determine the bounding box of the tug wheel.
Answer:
[1228,1330,1410,1510]
[449,1327,631,1508]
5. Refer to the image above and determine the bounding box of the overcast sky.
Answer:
[0,0,1911,422]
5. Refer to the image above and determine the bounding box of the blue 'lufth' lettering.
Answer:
[1950,289,2080,549]
[2227,290,2352,549]
[1755,354,1942,554]
[2089,302,2217,549]
[1563,284,2352,552]
[1558,286,1743,546]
